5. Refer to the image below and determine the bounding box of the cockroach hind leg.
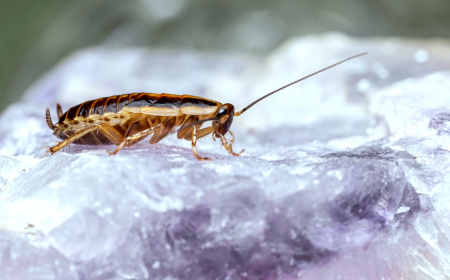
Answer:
[43,145,57,156]
[41,146,52,156]
[108,141,127,156]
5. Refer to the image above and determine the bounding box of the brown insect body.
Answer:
[45,53,367,160]
[46,93,238,160]
[55,93,219,144]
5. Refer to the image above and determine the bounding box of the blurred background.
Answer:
[1,0,449,112]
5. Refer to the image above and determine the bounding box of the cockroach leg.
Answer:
[41,146,53,156]
[228,130,236,145]
[109,141,127,156]
[219,135,244,157]
[48,124,123,155]
[41,146,51,156]
[196,126,215,139]
[150,117,176,144]
[129,125,161,142]
[97,124,123,145]
[124,115,144,138]
[89,131,103,145]
[109,125,161,156]
[192,126,210,161]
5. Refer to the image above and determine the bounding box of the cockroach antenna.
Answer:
[234,52,368,116]
[175,52,368,130]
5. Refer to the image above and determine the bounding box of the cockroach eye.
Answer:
[216,107,227,118]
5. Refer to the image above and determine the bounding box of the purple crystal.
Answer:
[1,34,450,279]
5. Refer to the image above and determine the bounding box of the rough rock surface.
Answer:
[1,33,450,279]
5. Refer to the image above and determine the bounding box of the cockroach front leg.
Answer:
[220,132,244,157]
[192,126,210,161]
[228,130,236,145]
[47,124,123,155]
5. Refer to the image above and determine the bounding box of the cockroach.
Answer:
[45,53,367,161]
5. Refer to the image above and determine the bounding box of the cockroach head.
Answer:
[213,103,235,136]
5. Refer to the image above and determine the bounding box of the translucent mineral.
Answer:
[1,33,450,279]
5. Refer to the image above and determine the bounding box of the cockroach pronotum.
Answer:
[44,53,367,161]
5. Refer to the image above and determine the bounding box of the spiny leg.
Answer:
[192,126,211,161]
[47,123,124,155]
[149,117,176,144]
[228,130,236,145]
[219,132,244,157]
[227,130,243,154]
[109,124,161,155]
[124,115,144,139]
[109,115,146,155]
[109,141,127,156]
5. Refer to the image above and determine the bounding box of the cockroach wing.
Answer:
[139,107,184,116]
[121,93,220,116]
[123,93,184,116]
[180,95,221,115]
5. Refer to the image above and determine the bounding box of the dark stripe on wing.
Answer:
[125,92,159,108]
[181,95,220,108]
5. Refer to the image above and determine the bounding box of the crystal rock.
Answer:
[1,33,450,279]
